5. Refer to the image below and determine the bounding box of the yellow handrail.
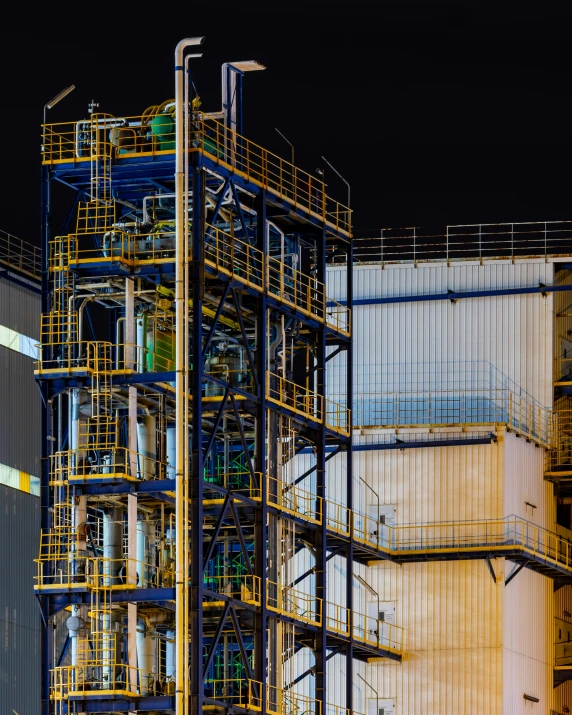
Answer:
[48,223,351,336]
[267,580,322,627]
[41,112,351,234]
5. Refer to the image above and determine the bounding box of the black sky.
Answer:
[1,1,571,244]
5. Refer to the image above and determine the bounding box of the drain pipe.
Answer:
[175,36,204,715]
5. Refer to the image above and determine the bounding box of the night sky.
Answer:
[1,1,570,245]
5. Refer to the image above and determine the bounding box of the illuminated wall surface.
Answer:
[0,276,41,713]
[324,258,572,714]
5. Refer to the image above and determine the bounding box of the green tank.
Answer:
[150,114,176,151]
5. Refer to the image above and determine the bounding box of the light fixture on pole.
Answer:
[275,127,294,165]
[321,154,350,208]
[357,672,379,715]
[354,573,380,631]
[44,85,75,125]
[43,85,76,152]
[359,475,380,537]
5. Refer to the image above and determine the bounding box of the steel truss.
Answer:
[34,46,402,715]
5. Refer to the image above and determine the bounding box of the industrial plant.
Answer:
[2,35,572,715]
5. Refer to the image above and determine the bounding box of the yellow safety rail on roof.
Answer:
[41,113,351,235]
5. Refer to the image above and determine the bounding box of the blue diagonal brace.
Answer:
[203,389,230,461]
[203,494,232,574]
[202,601,231,678]
[231,288,258,387]
[202,283,232,360]
[229,606,255,682]
[230,394,258,488]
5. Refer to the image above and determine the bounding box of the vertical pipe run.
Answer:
[175,36,204,715]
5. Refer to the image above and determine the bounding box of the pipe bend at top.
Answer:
[175,37,205,65]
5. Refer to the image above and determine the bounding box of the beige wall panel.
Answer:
[503,650,553,714]
[503,430,554,527]
[359,560,503,714]
[360,647,503,715]
[354,441,504,525]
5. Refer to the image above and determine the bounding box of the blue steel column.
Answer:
[255,189,268,714]
[345,236,354,715]
[190,166,205,715]
[315,225,328,714]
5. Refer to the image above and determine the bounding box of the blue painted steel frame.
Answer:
[39,125,355,715]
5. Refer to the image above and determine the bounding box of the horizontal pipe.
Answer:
[328,283,572,307]
[353,437,493,451]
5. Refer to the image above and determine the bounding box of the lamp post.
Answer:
[354,573,380,635]
[357,672,379,715]
[43,85,75,153]
[275,127,294,165]
[359,475,380,538]
[321,155,350,208]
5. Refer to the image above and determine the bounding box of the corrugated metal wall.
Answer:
[503,430,554,528]
[322,259,564,712]
[0,278,40,337]
[503,567,554,714]
[0,279,41,715]
[0,484,40,714]
[352,440,503,523]
[324,441,504,713]
[502,434,559,712]
[0,345,41,476]
[357,559,503,715]
[553,268,572,381]
[554,586,572,712]
[327,261,554,408]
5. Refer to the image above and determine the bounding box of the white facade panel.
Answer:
[328,261,554,409]
[319,258,564,712]
[328,260,555,303]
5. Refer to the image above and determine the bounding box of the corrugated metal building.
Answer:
[0,233,41,714]
[322,226,572,715]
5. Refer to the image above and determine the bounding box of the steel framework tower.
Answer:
[35,39,401,715]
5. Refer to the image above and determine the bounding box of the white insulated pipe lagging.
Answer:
[175,36,204,715]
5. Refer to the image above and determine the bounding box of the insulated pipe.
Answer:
[103,508,122,586]
[69,494,88,589]
[166,425,176,480]
[137,415,157,480]
[136,620,156,695]
[136,519,151,587]
[136,316,146,372]
[165,629,176,680]
[175,37,204,715]
[66,603,86,691]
